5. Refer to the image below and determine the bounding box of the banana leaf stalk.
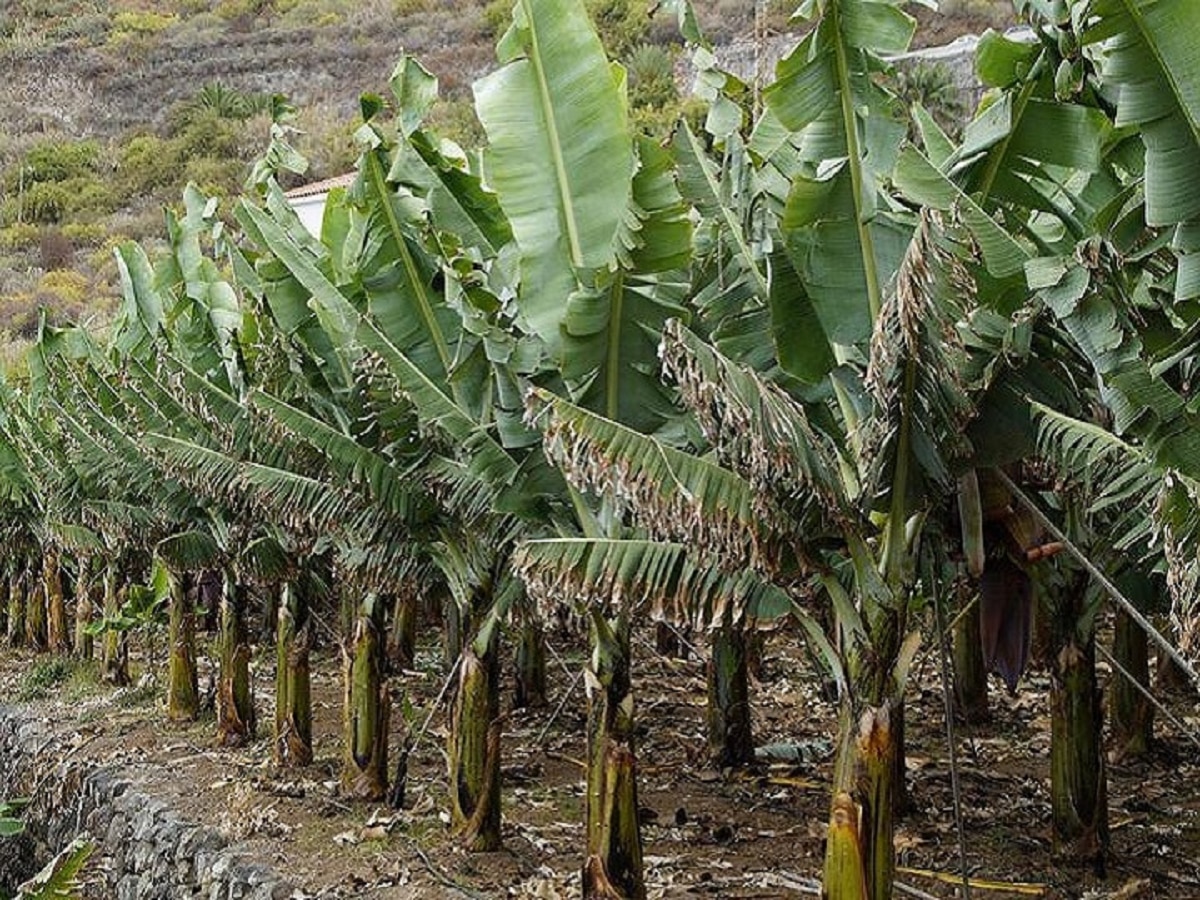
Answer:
[7,569,24,647]
[707,620,754,768]
[583,609,645,900]
[73,557,94,660]
[216,571,256,746]
[101,564,129,686]
[166,569,199,722]
[342,591,389,800]
[275,581,313,767]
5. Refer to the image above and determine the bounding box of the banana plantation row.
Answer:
[3,0,1200,897]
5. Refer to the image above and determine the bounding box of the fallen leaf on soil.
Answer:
[767,776,822,789]
[897,865,1045,895]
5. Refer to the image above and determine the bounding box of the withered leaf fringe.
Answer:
[514,538,790,630]
[1159,474,1200,662]
[530,389,791,577]
[862,210,975,500]
[658,320,848,532]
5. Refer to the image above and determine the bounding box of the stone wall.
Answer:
[0,706,294,900]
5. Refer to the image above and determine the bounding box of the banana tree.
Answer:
[472,0,714,886]
[28,190,298,738]
[908,0,1200,863]
[518,196,1004,900]
[150,404,423,792]
[231,177,443,799]
[1027,396,1200,856]
[0,423,38,653]
[232,53,549,838]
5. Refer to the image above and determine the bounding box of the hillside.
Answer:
[0,0,1012,350]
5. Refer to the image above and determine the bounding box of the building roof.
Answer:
[284,172,357,199]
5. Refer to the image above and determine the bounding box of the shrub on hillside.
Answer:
[482,0,650,52]
[0,138,118,226]
[108,10,180,48]
[171,109,250,161]
[48,12,111,45]
[627,43,677,110]
[181,155,246,198]
[172,83,272,127]
[60,222,108,245]
[0,268,98,339]
[585,0,651,57]
[3,176,116,227]
[114,99,263,216]
[214,0,273,22]
[117,134,179,196]
[0,224,39,251]
[14,139,101,187]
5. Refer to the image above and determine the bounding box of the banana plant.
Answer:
[472,0,714,888]
[239,107,543,823]
[235,137,513,822]
[519,201,1001,900]
[908,1,1200,865]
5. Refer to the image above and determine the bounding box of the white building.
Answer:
[284,172,356,237]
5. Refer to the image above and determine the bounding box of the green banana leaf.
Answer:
[1085,0,1200,299]
[474,0,634,352]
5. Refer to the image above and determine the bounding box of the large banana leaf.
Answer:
[672,124,768,301]
[250,390,420,522]
[560,139,692,430]
[356,318,525,507]
[349,119,459,389]
[473,0,633,352]
[762,0,915,380]
[111,242,166,361]
[671,127,777,374]
[659,320,850,522]
[893,147,1029,279]
[1027,251,1200,478]
[235,192,357,395]
[1085,0,1200,298]
[388,128,513,259]
[161,185,244,395]
[529,388,794,573]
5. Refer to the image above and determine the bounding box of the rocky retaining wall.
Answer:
[0,706,294,900]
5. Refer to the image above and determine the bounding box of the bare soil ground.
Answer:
[5,612,1200,900]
